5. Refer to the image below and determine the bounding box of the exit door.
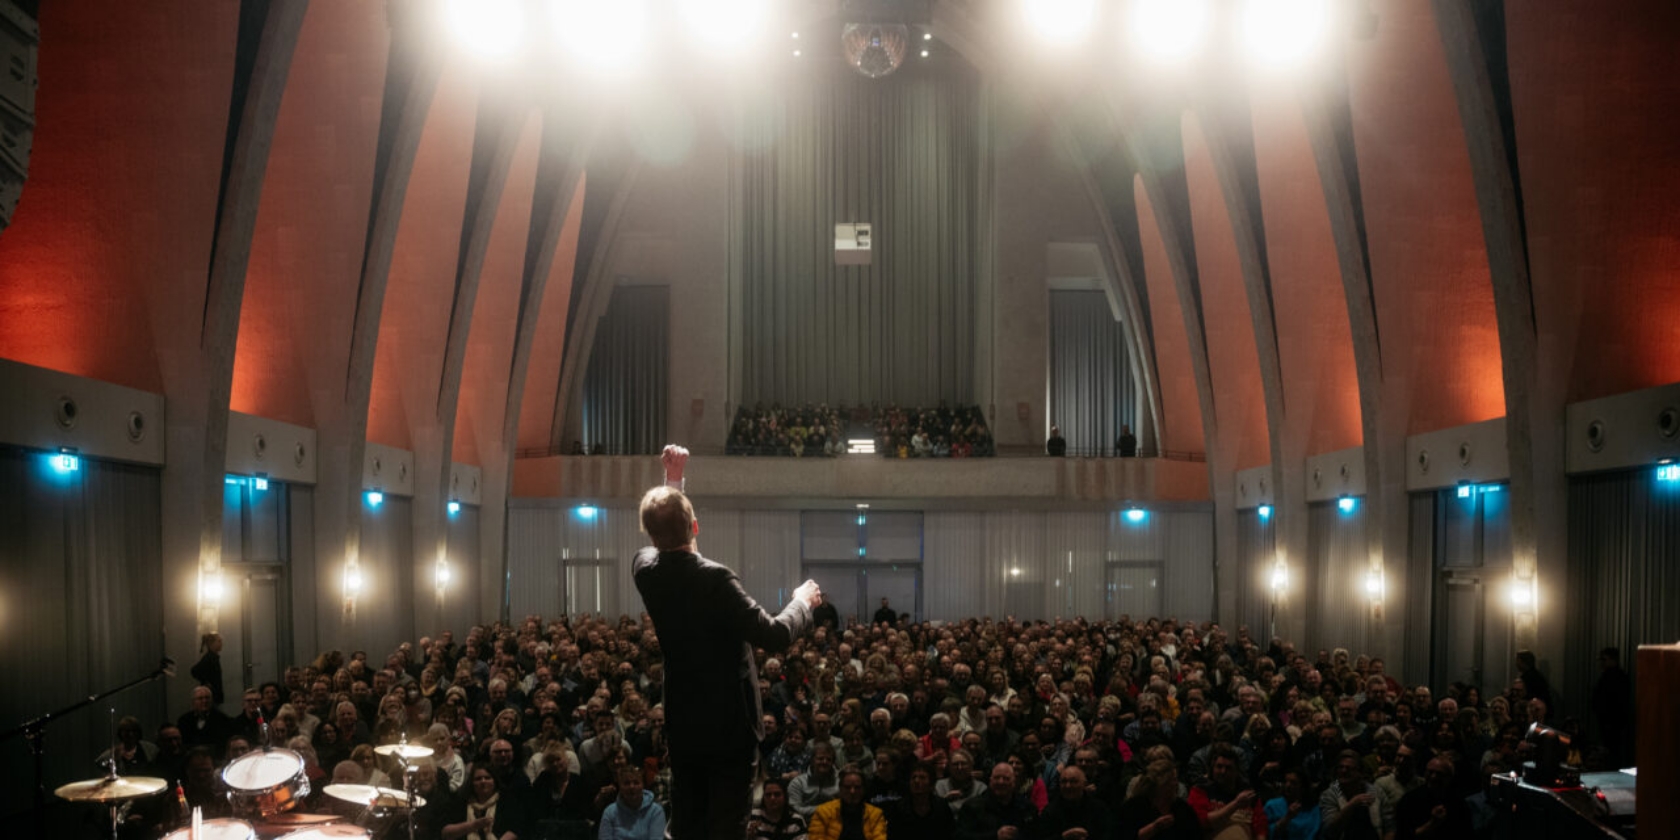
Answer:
[241,570,290,691]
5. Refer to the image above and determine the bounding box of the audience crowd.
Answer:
[726,403,997,458]
[103,608,1628,840]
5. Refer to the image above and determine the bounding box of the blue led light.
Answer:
[857,515,867,526]
[447,500,461,515]
[365,490,384,507]
[51,452,80,473]
[575,505,597,520]
[1257,505,1272,519]
[1338,497,1357,514]
[253,476,269,491]
[1457,485,1472,499]
[1659,464,1680,483]
[1124,508,1147,524]
[1482,484,1501,493]
[858,547,866,557]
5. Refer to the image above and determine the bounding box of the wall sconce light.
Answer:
[435,562,451,588]
[1364,569,1384,602]
[344,565,364,596]
[1509,575,1536,611]
[1269,564,1288,594]
[199,570,225,606]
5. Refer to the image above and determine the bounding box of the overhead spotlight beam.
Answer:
[1130,0,1212,64]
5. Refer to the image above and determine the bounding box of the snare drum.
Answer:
[223,749,311,817]
[276,825,371,840]
[161,818,256,840]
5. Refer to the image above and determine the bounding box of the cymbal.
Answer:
[55,776,167,802]
[372,743,432,760]
[322,784,425,809]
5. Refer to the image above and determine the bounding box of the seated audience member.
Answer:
[888,761,955,840]
[1115,759,1200,840]
[177,686,235,756]
[1263,769,1321,840]
[1032,764,1114,840]
[447,764,516,840]
[1186,743,1265,839]
[1319,750,1381,840]
[957,762,1035,840]
[810,768,888,840]
[790,741,842,818]
[750,778,810,839]
[597,764,666,840]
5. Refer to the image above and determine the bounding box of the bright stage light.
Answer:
[1509,576,1535,610]
[365,490,384,508]
[447,500,461,515]
[1337,496,1357,514]
[1257,504,1272,519]
[1024,0,1098,45]
[575,504,598,520]
[552,0,648,73]
[1131,0,1210,64]
[679,0,772,58]
[1242,0,1331,69]
[1124,508,1148,524]
[50,449,80,473]
[443,0,525,61]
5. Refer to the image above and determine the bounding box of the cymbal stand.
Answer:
[395,731,418,840]
[0,657,174,837]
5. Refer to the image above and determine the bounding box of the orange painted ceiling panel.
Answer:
[515,175,587,452]
[0,1,235,392]
[452,112,545,467]
[231,0,389,427]
[1349,0,1504,434]
[1250,87,1362,456]
[1507,0,1680,401]
[368,60,479,451]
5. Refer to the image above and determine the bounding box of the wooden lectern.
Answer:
[1637,643,1680,838]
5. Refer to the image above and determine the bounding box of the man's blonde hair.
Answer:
[639,486,695,550]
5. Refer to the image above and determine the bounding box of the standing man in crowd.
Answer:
[634,445,823,839]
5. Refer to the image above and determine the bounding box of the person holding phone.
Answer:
[1319,750,1381,840]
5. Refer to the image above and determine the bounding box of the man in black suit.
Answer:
[633,445,822,839]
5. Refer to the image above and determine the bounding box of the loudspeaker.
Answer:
[0,1,38,230]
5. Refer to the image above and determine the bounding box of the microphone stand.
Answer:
[0,658,175,835]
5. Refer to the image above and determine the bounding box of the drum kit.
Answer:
[54,719,433,840]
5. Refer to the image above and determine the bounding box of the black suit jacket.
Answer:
[632,546,811,762]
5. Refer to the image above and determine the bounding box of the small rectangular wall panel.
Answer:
[0,358,166,466]
[449,463,482,506]
[1304,446,1368,503]
[226,411,317,484]
[1406,418,1509,491]
[363,442,415,498]
[1566,382,1680,475]
[1233,464,1274,509]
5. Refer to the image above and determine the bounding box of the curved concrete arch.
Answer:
[1430,0,1551,659]
[551,160,645,451]
[186,0,310,663]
